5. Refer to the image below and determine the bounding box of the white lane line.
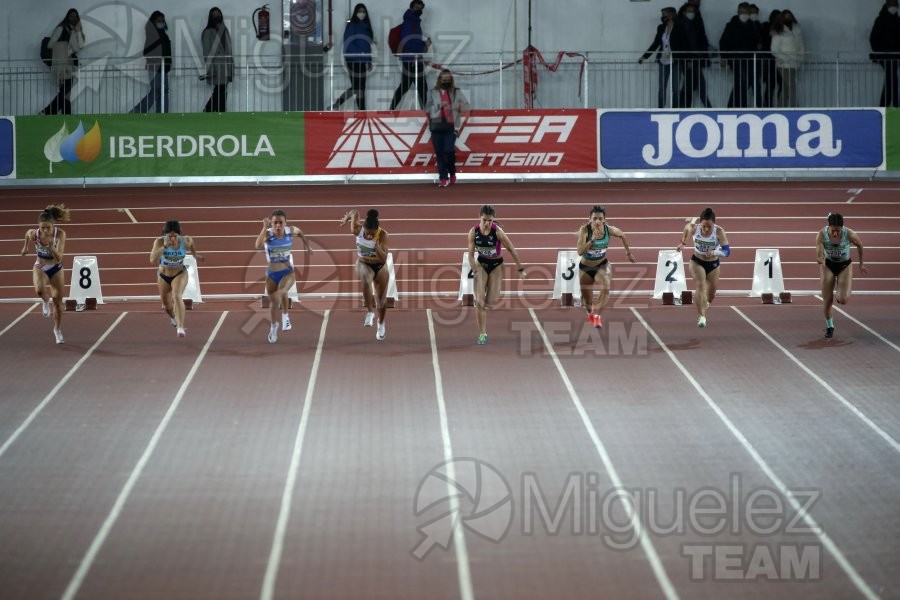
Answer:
[0,303,37,337]
[631,308,880,600]
[0,313,127,462]
[846,188,863,203]
[424,309,475,600]
[260,310,330,600]
[529,308,679,600]
[120,208,138,223]
[732,306,900,455]
[61,311,228,600]
[814,295,900,354]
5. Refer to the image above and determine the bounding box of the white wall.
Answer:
[0,0,888,62]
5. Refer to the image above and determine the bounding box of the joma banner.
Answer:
[600,109,884,170]
[304,109,599,175]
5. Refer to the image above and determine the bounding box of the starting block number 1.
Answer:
[751,248,784,296]
[68,255,104,304]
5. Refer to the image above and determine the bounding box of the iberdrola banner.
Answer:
[15,113,304,179]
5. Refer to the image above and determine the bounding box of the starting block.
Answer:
[751,249,786,299]
[458,252,475,306]
[67,255,104,309]
[182,256,203,306]
[779,292,792,303]
[551,251,582,307]
[184,299,193,310]
[653,250,687,301]
[661,290,692,306]
[681,290,693,305]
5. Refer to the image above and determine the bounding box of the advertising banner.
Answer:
[15,113,304,179]
[304,109,598,175]
[0,117,14,178]
[599,109,884,170]
[887,108,900,171]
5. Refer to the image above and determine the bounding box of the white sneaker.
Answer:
[268,323,279,344]
[364,312,375,327]
[282,313,292,331]
[53,328,64,344]
[169,316,177,327]
[42,300,51,317]
[177,327,186,337]
[697,316,707,328]
[376,321,385,341]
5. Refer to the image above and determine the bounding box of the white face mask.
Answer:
[739,13,749,22]
[888,6,899,15]
[685,12,696,20]
[750,14,759,21]
[356,11,366,19]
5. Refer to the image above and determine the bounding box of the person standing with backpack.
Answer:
[39,9,84,115]
[389,0,431,110]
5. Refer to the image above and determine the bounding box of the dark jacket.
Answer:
[642,22,674,62]
[870,5,900,61]
[719,16,757,62]
[343,19,373,63]
[399,9,426,62]
[143,21,172,72]
[676,13,710,63]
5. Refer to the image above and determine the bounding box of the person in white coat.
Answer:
[770,10,805,107]
[39,9,84,115]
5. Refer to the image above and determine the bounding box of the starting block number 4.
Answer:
[653,250,686,299]
[552,250,582,306]
[458,252,475,304]
[68,255,104,305]
[751,249,784,296]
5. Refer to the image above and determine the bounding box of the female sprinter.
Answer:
[468,205,526,345]
[20,204,70,344]
[341,208,389,341]
[577,205,636,328]
[149,221,202,337]
[816,213,867,338]
[255,210,312,343]
[676,207,730,328]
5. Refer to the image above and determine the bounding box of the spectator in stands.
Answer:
[759,9,781,107]
[870,0,900,107]
[748,4,765,106]
[676,2,712,108]
[201,7,233,112]
[771,10,804,107]
[639,7,683,109]
[389,0,431,110]
[333,3,374,111]
[39,9,84,115]
[426,69,470,187]
[719,2,757,108]
[132,11,172,113]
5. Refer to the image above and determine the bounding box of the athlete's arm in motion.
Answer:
[255,218,271,250]
[847,228,868,275]
[815,230,826,265]
[20,229,34,256]
[185,235,203,261]
[497,227,526,278]
[292,226,313,252]
[609,225,636,263]
[149,237,166,265]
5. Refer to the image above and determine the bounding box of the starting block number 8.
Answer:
[68,256,104,305]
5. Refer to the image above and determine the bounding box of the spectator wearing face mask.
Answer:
[870,0,900,107]
[201,6,233,112]
[675,2,712,108]
[39,9,84,115]
[719,2,757,108]
[770,10,805,107]
[132,11,172,113]
[389,0,431,110]
[425,69,470,187]
[333,3,374,111]
[639,7,685,108]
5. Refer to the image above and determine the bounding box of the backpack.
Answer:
[388,24,402,55]
[40,36,52,67]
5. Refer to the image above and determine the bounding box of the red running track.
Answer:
[0,181,899,600]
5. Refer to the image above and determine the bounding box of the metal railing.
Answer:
[0,51,892,116]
